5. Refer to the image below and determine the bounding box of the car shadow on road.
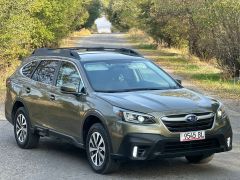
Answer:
[37,137,231,179]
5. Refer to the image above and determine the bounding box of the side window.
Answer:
[32,60,59,84]
[22,61,39,78]
[56,62,82,92]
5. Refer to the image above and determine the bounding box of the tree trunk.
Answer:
[188,16,199,56]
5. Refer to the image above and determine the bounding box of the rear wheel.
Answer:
[185,154,214,164]
[14,107,39,149]
[86,123,119,174]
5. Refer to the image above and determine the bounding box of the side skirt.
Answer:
[32,126,85,149]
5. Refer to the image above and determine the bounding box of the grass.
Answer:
[127,30,240,99]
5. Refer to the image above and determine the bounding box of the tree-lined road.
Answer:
[0,34,240,180]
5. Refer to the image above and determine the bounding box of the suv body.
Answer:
[5,47,232,173]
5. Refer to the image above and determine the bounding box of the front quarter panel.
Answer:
[80,94,116,143]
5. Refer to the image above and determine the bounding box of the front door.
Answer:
[49,61,85,138]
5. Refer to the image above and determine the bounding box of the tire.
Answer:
[86,123,120,174]
[185,154,214,164]
[14,107,39,149]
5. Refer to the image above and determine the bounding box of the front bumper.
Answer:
[112,125,232,160]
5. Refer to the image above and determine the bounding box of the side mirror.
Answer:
[175,79,182,85]
[60,84,78,95]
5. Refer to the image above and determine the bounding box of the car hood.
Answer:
[96,88,219,114]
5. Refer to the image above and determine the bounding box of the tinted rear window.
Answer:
[22,61,39,78]
[32,60,59,84]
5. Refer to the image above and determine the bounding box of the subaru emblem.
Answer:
[185,114,198,123]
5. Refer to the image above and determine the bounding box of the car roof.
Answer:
[29,47,145,62]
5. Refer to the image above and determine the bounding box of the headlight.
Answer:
[113,107,156,124]
[217,103,227,119]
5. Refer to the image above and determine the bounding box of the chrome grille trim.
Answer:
[160,112,215,132]
[161,112,214,122]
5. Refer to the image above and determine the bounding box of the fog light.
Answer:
[133,146,138,158]
[227,137,231,148]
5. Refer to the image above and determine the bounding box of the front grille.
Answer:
[163,139,220,153]
[161,112,214,132]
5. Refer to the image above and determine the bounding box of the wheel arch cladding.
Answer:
[82,113,113,152]
[12,100,25,122]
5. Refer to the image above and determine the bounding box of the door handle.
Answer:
[49,94,55,101]
[26,87,31,93]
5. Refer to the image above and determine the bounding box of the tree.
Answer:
[106,0,141,31]
[0,0,93,60]
[105,0,240,76]
[84,0,101,28]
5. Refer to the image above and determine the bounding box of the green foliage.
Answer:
[84,0,102,28]
[106,0,240,76]
[207,0,240,75]
[106,0,140,31]
[0,0,102,89]
[0,0,101,60]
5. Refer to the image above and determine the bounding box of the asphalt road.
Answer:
[0,33,240,180]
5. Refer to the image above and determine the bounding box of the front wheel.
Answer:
[86,123,119,174]
[185,154,214,164]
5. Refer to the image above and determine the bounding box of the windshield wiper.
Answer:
[96,88,164,93]
[123,88,164,92]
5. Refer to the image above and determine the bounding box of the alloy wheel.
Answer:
[89,132,106,167]
[15,114,27,143]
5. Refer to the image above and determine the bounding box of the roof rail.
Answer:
[60,47,143,57]
[32,48,80,59]
[31,47,143,59]
[62,47,142,57]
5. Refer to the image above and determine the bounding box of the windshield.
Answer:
[83,60,181,92]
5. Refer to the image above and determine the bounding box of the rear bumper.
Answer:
[112,125,232,160]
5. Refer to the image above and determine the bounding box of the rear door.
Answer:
[10,60,39,124]
[25,60,59,127]
[49,61,85,138]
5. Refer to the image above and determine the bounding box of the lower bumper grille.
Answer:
[163,139,220,153]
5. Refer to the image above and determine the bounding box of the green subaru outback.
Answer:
[5,47,232,174]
